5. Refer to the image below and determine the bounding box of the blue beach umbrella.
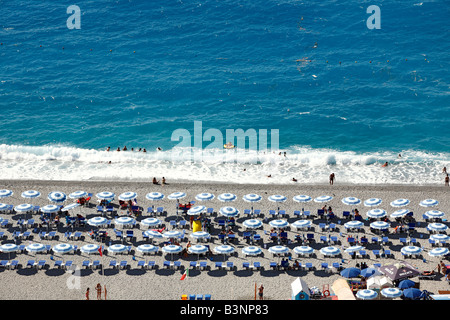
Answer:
[427,223,448,233]
[48,191,67,203]
[428,247,449,257]
[107,244,127,254]
[419,199,439,207]
[243,194,262,203]
[293,246,314,256]
[340,267,361,278]
[398,279,416,289]
[136,244,158,255]
[314,195,333,203]
[195,193,215,201]
[390,199,410,207]
[360,267,378,278]
[291,219,311,230]
[424,210,445,219]
[52,243,74,254]
[364,198,382,207]
[168,192,186,200]
[293,195,312,203]
[80,244,100,255]
[21,190,40,199]
[402,288,423,300]
[217,193,237,202]
[219,206,239,217]
[342,197,361,206]
[40,204,60,214]
[69,191,87,199]
[187,205,206,215]
[430,234,450,242]
[96,191,115,201]
[140,217,162,228]
[268,195,287,203]
[320,246,341,256]
[356,289,378,300]
[401,246,422,256]
[118,192,137,201]
[145,192,164,201]
[0,189,13,198]
[14,203,33,213]
[381,287,402,299]
[366,209,387,219]
[87,216,107,227]
[269,219,289,229]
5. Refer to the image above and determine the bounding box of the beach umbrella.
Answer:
[424,210,445,220]
[364,198,382,207]
[291,220,311,230]
[243,194,262,203]
[14,203,33,214]
[162,230,182,240]
[402,288,423,300]
[188,244,208,260]
[390,209,410,219]
[370,221,390,231]
[242,219,263,229]
[345,246,364,254]
[0,243,18,260]
[61,202,81,215]
[161,244,182,260]
[401,246,422,256]
[379,261,420,281]
[366,209,387,219]
[52,243,74,255]
[356,289,378,300]
[293,246,314,256]
[168,192,186,200]
[87,216,107,227]
[217,193,237,202]
[118,192,137,201]
[114,216,136,228]
[96,191,115,201]
[390,199,410,207]
[80,244,100,255]
[361,267,379,278]
[145,192,164,201]
[195,193,215,201]
[398,279,416,289]
[320,246,341,256]
[190,231,211,242]
[293,195,312,203]
[314,195,333,203]
[107,244,127,255]
[428,247,449,258]
[430,234,450,243]
[136,244,158,255]
[268,195,287,203]
[427,223,448,233]
[143,230,164,243]
[269,219,289,229]
[242,246,262,257]
[342,197,361,206]
[0,189,13,198]
[214,245,235,260]
[219,206,239,218]
[40,204,60,214]
[340,267,361,278]
[140,217,162,228]
[381,287,402,299]
[69,191,88,199]
[48,191,66,203]
[187,205,206,215]
[0,203,9,212]
[420,199,439,207]
[21,190,40,200]
[268,245,289,256]
[26,243,46,254]
[344,220,364,230]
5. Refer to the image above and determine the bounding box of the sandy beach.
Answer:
[0,179,449,300]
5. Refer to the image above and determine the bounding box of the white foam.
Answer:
[0,144,448,185]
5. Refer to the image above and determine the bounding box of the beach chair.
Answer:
[243,262,250,270]
[279,210,287,218]
[347,237,356,245]
[27,260,36,268]
[53,260,63,269]
[178,220,187,229]
[306,233,315,243]
[360,237,368,246]
[1,219,9,228]
[119,261,128,269]
[244,209,251,217]
[304,263,314,271]
[320,235,328,244]
[373,250,381,258]
[0,260,8,268]
[293,210,301,218]
[317,209,325,218]
[205,294,211,300]
[321,262,330,273]
[332,262,342,272]
[330,236,338,244]
[147,261,156,269]
[199,261,208,270]
[270,262,278,270]
[82,260,91,269]
[342,211,350,219]
[109,260,117,269]
[207,208,214,215]
[0,231,5,240]
[137,260,145,269]
[189,294,196,300]
[154,207,163,215]
[215,262,223,270]
[173,261,182,270]
[73,232,82,240]
[358,250,367,259]
[218,220,226,227]
[126,230,134,241]
[329,223,337,231]
[303,211,311,219]
[243,232,251,242]
[196,294,203,300]
[383,250,392,258]
[92,260,101,270]
[253,234,261,243]
[7,260,19,270]
[382,236,390,245]
[226,262,235,271]
[163,261,171,269]
[190,261,198,269]
[254,209,262,217]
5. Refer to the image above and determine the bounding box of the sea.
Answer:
[0,0,449,185]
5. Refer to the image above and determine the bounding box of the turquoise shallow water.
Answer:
[0,0,449,184]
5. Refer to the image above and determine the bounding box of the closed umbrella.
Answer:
[364,198,382,207]
[61,202,81,216]
[345,246,364,254]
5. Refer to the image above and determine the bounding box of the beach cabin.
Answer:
[367,275,393,290]
[291,277,310,300]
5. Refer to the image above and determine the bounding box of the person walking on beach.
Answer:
[104,285,107,300]
[85,288,90,300]
[96,283,102,300]
[258,284,264,300]
[329,173,335,185]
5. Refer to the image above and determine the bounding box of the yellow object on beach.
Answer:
[192,220,202,233]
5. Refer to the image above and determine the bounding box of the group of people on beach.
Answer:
[86,283,106,300]
[106,146,148,152]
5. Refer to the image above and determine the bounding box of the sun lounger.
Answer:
[189,294,196,300]
[205,294,211,300]
[109,260,117,269]
[163,261,171,269]
[8,260,19,270]
[92,260,101,269]
[304,263,314,271]
[147,261,156,269]
[37,260,46,270]
[199,261,208,270]
[419,270,436,280]
[215,262,223,270]
[0,260,8,268]
[119,261,128,269]
[27,260,36,268]
[270,262,278,270]
[243,262,250,270]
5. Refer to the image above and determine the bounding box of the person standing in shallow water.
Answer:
[445,174,449,187]
[329,173,335,185]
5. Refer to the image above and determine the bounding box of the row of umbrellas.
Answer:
[355,287,424,300]
[0,189,441,207]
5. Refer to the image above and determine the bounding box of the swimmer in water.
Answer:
[382,162,389,167]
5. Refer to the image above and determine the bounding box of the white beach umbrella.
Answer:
[145,192,164,201]
[356,289,378,300]
[162,230,182,239]
[268,195,287,203]
[96,191,115,201]
[428,247,449,258]
[217,193,237,202]
[168,192,186,200]
[190,231,211,241]
[342,197,361,206]
[40,204,60,214]
[390,199,410,207]
[320,246,341,256]
[420,199,439,207]
[188,244,208,255]
[364,198,382,207]
[87,216,108,227]
[118,192,137,201]
[69,191,88,199]
[114,216,136,228]
[195,193,215,201]
[26,243,46,254]
[0,203,8,212]
[243,219,263,229]
[424,210,445,219]
[214,245,235,256]
[21,190,40,199]
[291,220,311,230]
[430,234,450,242]
[366,209,387,219]
[427,223,448,233]
[293,195,312,203]
[161,244,183,260]
[390,209,409,219]
[269,219,289,229]
[381,287,402,299]
[401,246,423,256]
[52,243,74,254]
[136,244,158,255]
[140,217,162,228]
[293,246,314,256]
[314,195,333,203]
[344,221,364,230]
[268,245,290,256]
[243,194,262,203]
[14,203,33,213]
[0,243,18,259]
[0,189,13,198]
[143,230,164,243]
[242,246,262,256]
[107,244,127,254]
[219,206,239,217]
[187,205,206,216]
[370,221,390,230]
[48,191,67,203]
[80,244,100,255]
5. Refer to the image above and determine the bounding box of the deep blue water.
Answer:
[0,0,449,184]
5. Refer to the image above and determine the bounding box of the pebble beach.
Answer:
[0,179,449,300]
